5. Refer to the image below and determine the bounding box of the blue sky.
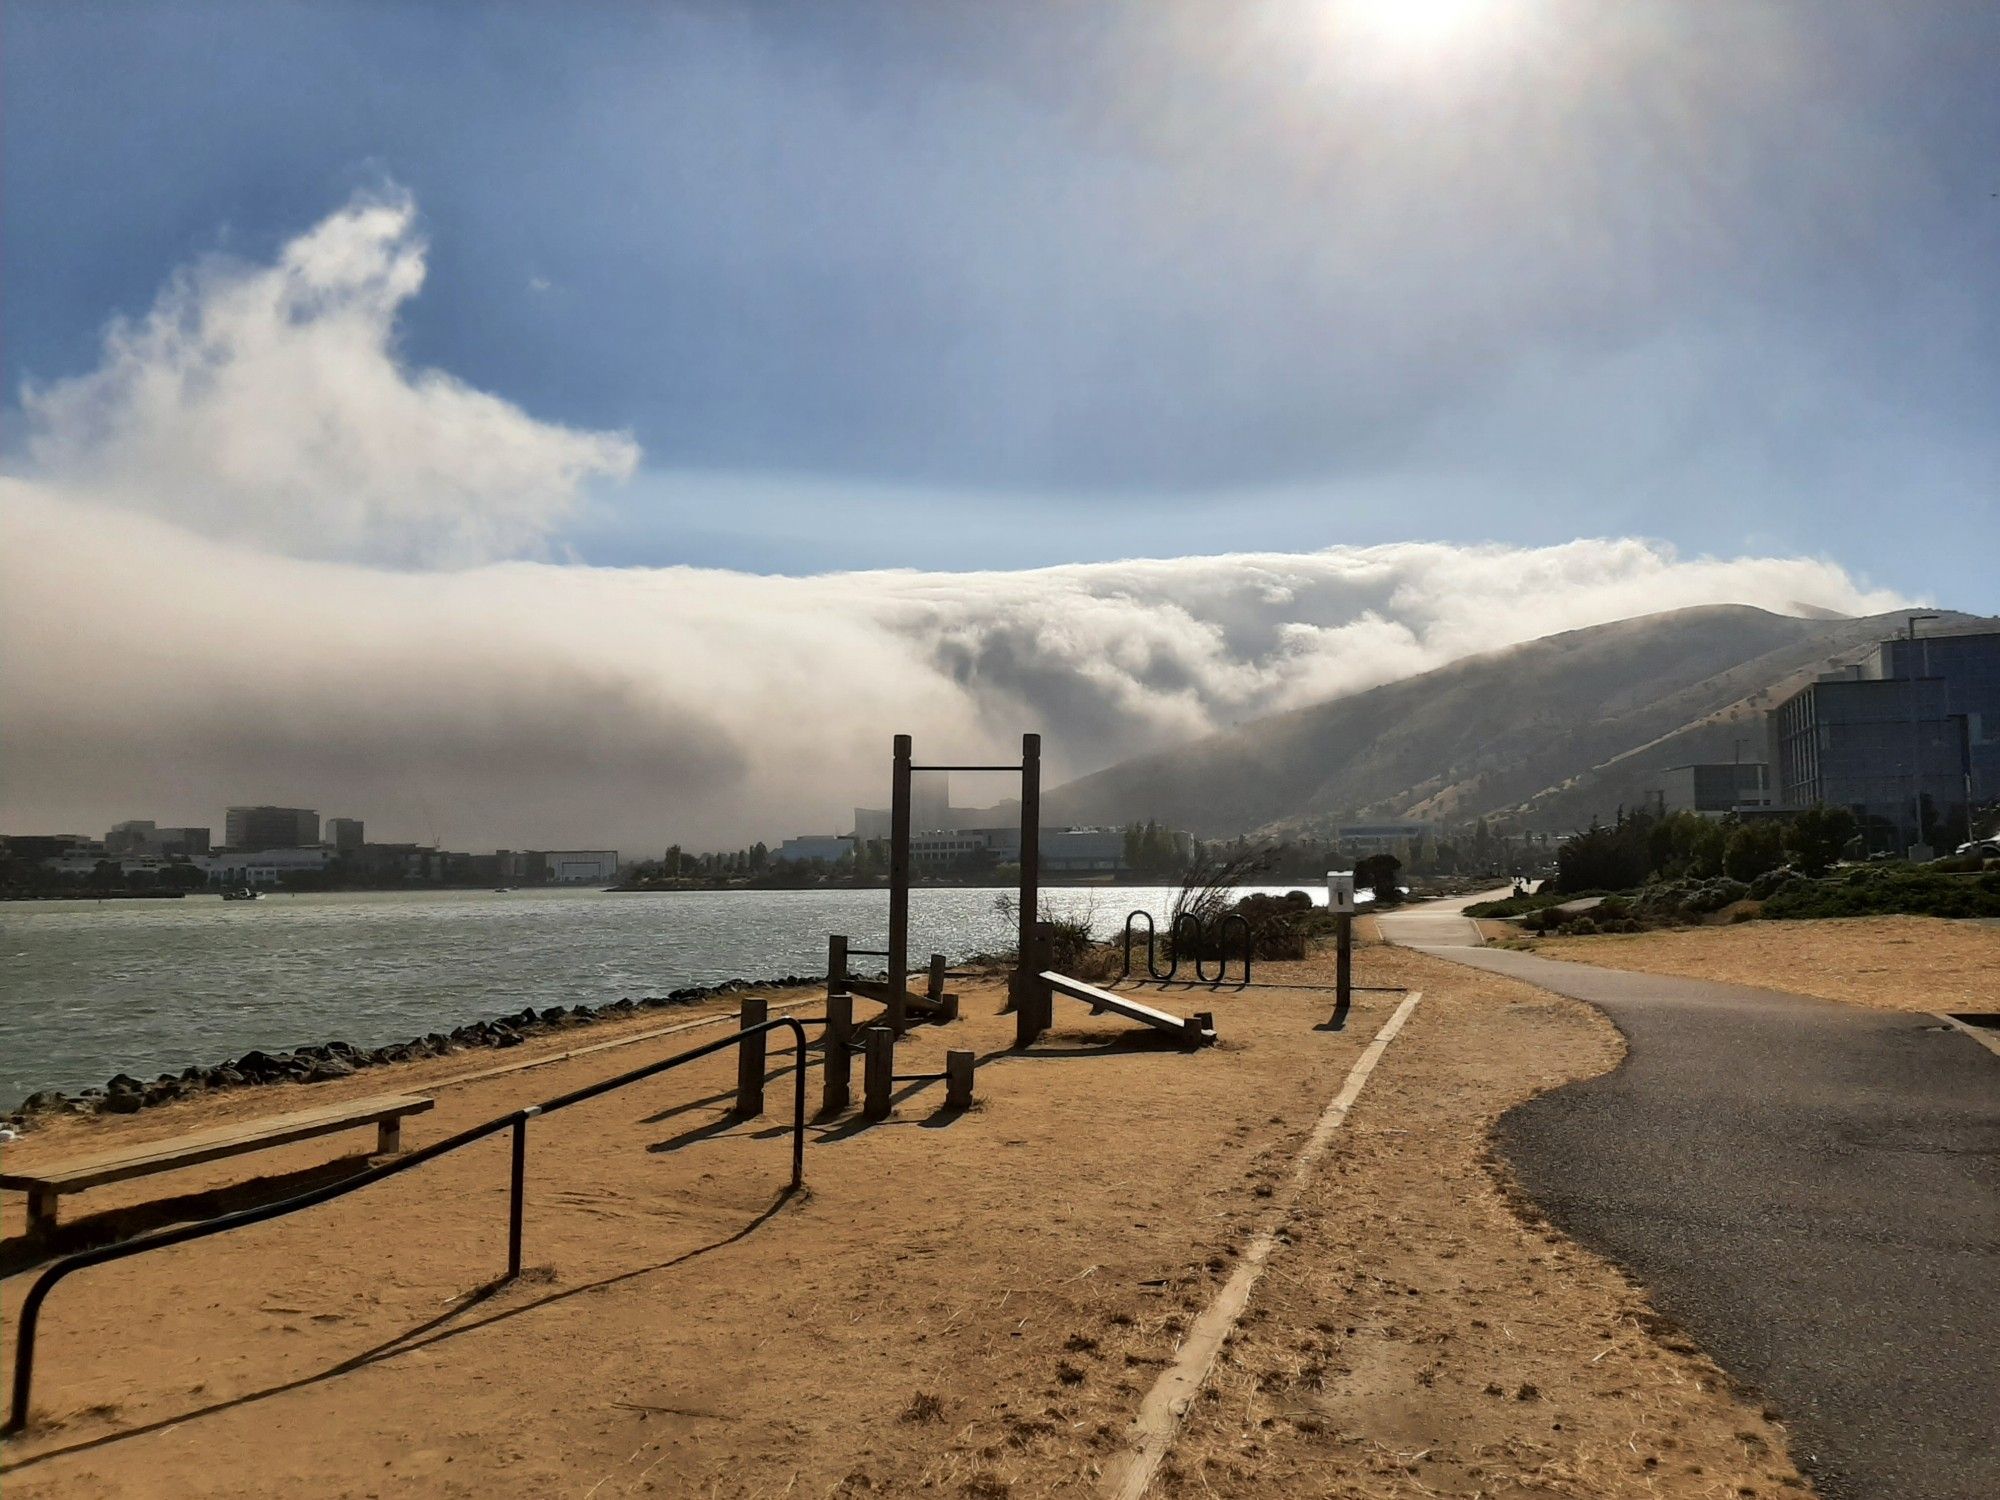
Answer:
[5,0,1997,601]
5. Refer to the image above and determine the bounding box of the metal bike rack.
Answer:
[1118,909,1253,987]
[5,1016,810,1435]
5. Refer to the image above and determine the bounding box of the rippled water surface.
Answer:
[0,884,1331,1102]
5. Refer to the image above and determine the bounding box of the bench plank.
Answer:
[0,1093,434,1194]
[1040,971,1216,1044]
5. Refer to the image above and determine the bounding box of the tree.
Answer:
[1556,812,1655,892]
[1723,821,1786,882]
[1649,811,1726,880]
[1783,806,1859,877]
[1353,853,1402,900]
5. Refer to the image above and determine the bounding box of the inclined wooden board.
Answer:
[0,1093,435,1192]
[841,978,952,1012]
[1039,971,1207,1037]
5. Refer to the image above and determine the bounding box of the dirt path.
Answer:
[1519,914,2000,1014]
[2,950,1807,1497]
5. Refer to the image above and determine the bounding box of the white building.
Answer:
[198,847,336,885]
[546,850,620,883]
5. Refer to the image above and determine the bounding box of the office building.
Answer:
[225,806,320,850]
[104,821,212,858]
[1772,675,1961,849]
[325,817,365,851]
[1870,629,1999,812]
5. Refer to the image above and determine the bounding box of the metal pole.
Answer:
[790,1025,807,1191]
[509,1108,535,1279]
[735,996,769,1116]
[888,734,912,1034]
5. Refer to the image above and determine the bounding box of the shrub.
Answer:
[1761,866,2000,920]
[1784,805,1860,878]
[1723,821,1787,882]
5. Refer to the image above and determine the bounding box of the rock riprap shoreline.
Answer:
[6,974,823,1129]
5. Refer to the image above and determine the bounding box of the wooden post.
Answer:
[927,953,957,1020]
[26,1187,58,1237]
[822,994,854,1115]
[375,1117,403,1154]
[888,734,912,1035]
[1016,731,1040,975]
[1014,918,1050,1048]
[736,995,768,1116]
[863,1026,894,1121]
[1034,920,1056,1036]
[1333,914,1353,1030]
[827,933,848,1006]
[945,1049,975,1109]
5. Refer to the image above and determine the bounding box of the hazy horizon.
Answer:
[5,2,1995,849]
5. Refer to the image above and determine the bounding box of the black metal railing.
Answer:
[1118,910,1253,986]
[5,1016,809,1435]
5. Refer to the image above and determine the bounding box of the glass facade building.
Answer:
[1770,629,1998,851]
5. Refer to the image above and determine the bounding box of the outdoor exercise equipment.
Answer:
[832,732,1219,1060]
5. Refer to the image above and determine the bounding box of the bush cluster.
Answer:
[1758,865,2000,920]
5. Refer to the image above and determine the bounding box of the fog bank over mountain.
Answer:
[1045,604,1996,839]
[0,194,1911,850]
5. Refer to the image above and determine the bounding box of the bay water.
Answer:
[0,883,1333,1104]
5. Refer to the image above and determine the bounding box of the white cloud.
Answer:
[20,190,636,567]
[0,478,1903,847]
[0,189,1910,848]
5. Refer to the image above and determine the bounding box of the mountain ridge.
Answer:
[1043,604,1995,836]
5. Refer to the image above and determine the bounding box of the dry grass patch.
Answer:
[1523,915,2000,1014]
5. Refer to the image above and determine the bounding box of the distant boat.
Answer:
[221,887,261,901]
[493,886,513,892]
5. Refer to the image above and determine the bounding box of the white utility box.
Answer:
[1327,870,1357,915]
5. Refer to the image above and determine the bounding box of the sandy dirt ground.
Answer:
[1520,915,2000,1015]
[2,949,1807,1498]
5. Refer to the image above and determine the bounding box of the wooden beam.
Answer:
[888,734,912,1035]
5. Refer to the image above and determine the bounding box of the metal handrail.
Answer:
[5,1016,809,1435]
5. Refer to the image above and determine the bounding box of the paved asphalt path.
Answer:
[1377,897,1999,1500]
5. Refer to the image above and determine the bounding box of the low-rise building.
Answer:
[199,847,336,885]
[775,835,856,864]
[1333,822,1432,857]
[1658,763,1772,818]
[546,850,619,883]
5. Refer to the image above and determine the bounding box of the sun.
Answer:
[1343,0,1499,56]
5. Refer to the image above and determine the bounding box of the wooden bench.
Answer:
[0,1092,434,1236]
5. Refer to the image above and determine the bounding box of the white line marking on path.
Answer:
[1101,990,1425,1500]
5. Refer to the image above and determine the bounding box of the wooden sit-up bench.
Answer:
[1,1092,434,1236]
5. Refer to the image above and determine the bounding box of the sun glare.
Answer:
[1343,0,1499,57]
